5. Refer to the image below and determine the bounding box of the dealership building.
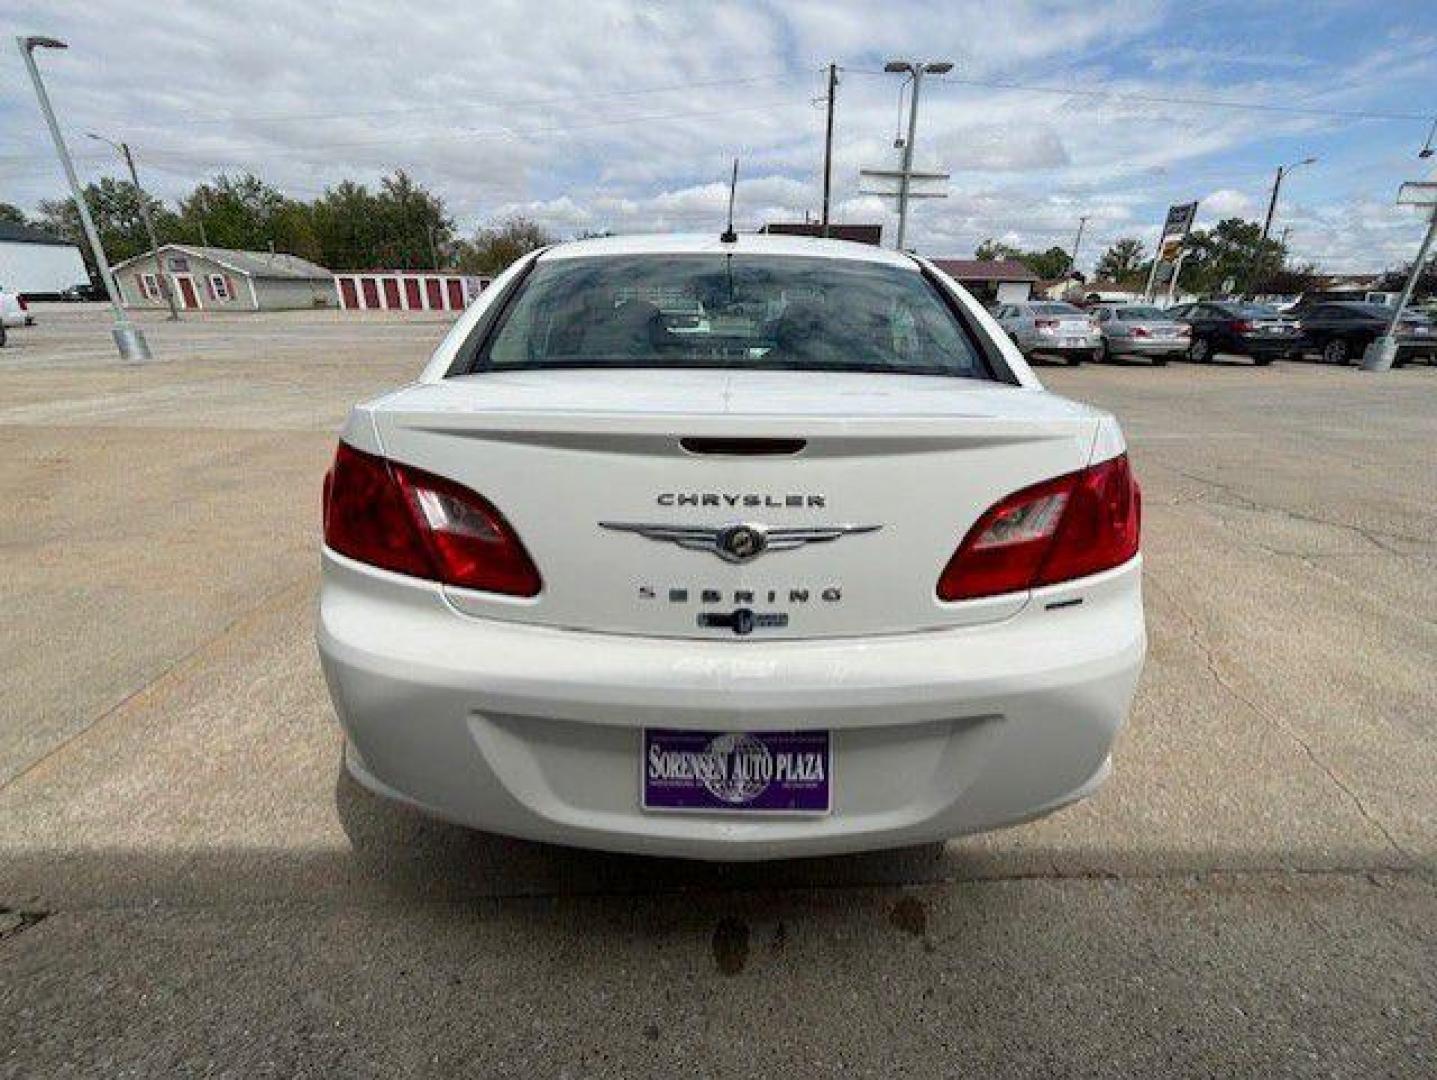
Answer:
[113,244,336,311]
[0,221,89,298]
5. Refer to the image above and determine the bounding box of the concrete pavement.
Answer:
[1,305,1433,1076]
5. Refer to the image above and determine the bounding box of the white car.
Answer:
[0,286,32,330]
[994,301,1102,365]
[317,233,1145,860]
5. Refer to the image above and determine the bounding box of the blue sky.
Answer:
[2,0,1435,271]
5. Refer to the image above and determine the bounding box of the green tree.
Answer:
[177,173,312,255]
[35,176,181,276]
[1179,217,1285,295]
[307,172,452,271]
[0,203,29,226]
[1094,238,1146,285]
[974,238,1020,261]
[454,215,555,275]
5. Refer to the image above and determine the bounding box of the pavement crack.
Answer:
[1148,577,1415,867]
[1160,464,1432,555]
[0,906,49,942]
[0,575,314,796]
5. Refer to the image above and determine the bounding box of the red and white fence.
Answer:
[334,272,491,313]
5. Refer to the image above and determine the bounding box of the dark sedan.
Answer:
[1293,302,1437,366]
[1166,302,1302,365]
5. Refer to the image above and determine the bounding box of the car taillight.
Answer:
[1131,326,1150,338]
[17,296,28,311]
[323,442,541,597]
[1231,319,1254,333]
[936,454,1141,601]
[1035,318,1058,330]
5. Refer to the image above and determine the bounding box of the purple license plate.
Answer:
[642,729,831,814]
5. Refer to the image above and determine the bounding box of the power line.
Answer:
[843,68,1433,124]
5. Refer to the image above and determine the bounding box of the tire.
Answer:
[1153,355,1168,367]
[1188,337,1211,363]
[1068,352,1083,367]
[1098,339,1111,363]
[1254,356,1274,366]
[1321,338,1350,365]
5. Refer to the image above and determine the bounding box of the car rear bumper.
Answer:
[1110,338,1187,356]
[317,549,1146,861]
[1237,336,1301,357]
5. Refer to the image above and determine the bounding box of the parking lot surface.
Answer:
[1,305,1433,1076]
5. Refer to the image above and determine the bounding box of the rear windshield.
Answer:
[1032,303,1082,315]
[1225,304,1281,318]
[1116,306,1167,321]
[471,255,991,378]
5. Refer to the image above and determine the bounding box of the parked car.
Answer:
[1091,304,1189,365]
[1294,301,1437,366]
[1165,301,1301,364]
[0,285,33,328]
[316,233,1146,860]
[993,301,1101,365]
[59,282,104,302]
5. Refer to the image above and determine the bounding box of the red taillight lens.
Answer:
[323,443,541,597]
[1131,326,1150,338]
[1035,318,1059,329]
[17,296,28,311]
[1232,319,1254,333]
[937,454,1140,601]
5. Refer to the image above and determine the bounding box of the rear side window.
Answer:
[471,255,993,379]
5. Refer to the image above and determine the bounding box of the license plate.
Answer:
[1063,337,1085,347]
[641,729,831,814]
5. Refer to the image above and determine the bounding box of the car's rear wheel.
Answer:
[1254,356,1274,366]
[1068,352,1084,366]
[1098,339,1111,363]
[1152,354,1168,367]
[1322,338,1350,365]
[1188,337,1210,362]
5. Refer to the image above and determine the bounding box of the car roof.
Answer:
[538,232,919,269]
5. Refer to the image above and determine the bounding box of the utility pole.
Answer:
[819,63,838,236]
[1067,215,1089,277]
[17,35,151,361]
[1247,156,1315,294]
[881,59,953,250]
[194,188,210,247]
[820,62,838,237]
[89,135,179,321]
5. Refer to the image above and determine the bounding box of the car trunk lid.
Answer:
[366,370,1104,639]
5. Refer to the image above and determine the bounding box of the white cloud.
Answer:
[1,0,1431,272]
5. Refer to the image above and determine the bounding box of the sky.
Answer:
[3,0,1436,274]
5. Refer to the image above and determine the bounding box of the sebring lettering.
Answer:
[638,586,842,603]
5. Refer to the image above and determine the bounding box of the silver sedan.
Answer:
[1092,304,1190,365]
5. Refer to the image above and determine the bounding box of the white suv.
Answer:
[316,234,1145,860]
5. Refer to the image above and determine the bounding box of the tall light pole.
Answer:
[1362,181,1437,372]
[1248,156,1315,294]
[1067,215,1090,277]
[883,59,953,250]
[87,133,179,321]
[17,35,151,361]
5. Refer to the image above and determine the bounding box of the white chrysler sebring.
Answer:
[317,233,1145,860]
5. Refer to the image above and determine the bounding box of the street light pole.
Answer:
[884,59,952,251]
[1362,182,1437,372]
[1248,156,1315,295]
[1067,215,1089,277]
[17,35,151,361]
[89,134,179,321]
